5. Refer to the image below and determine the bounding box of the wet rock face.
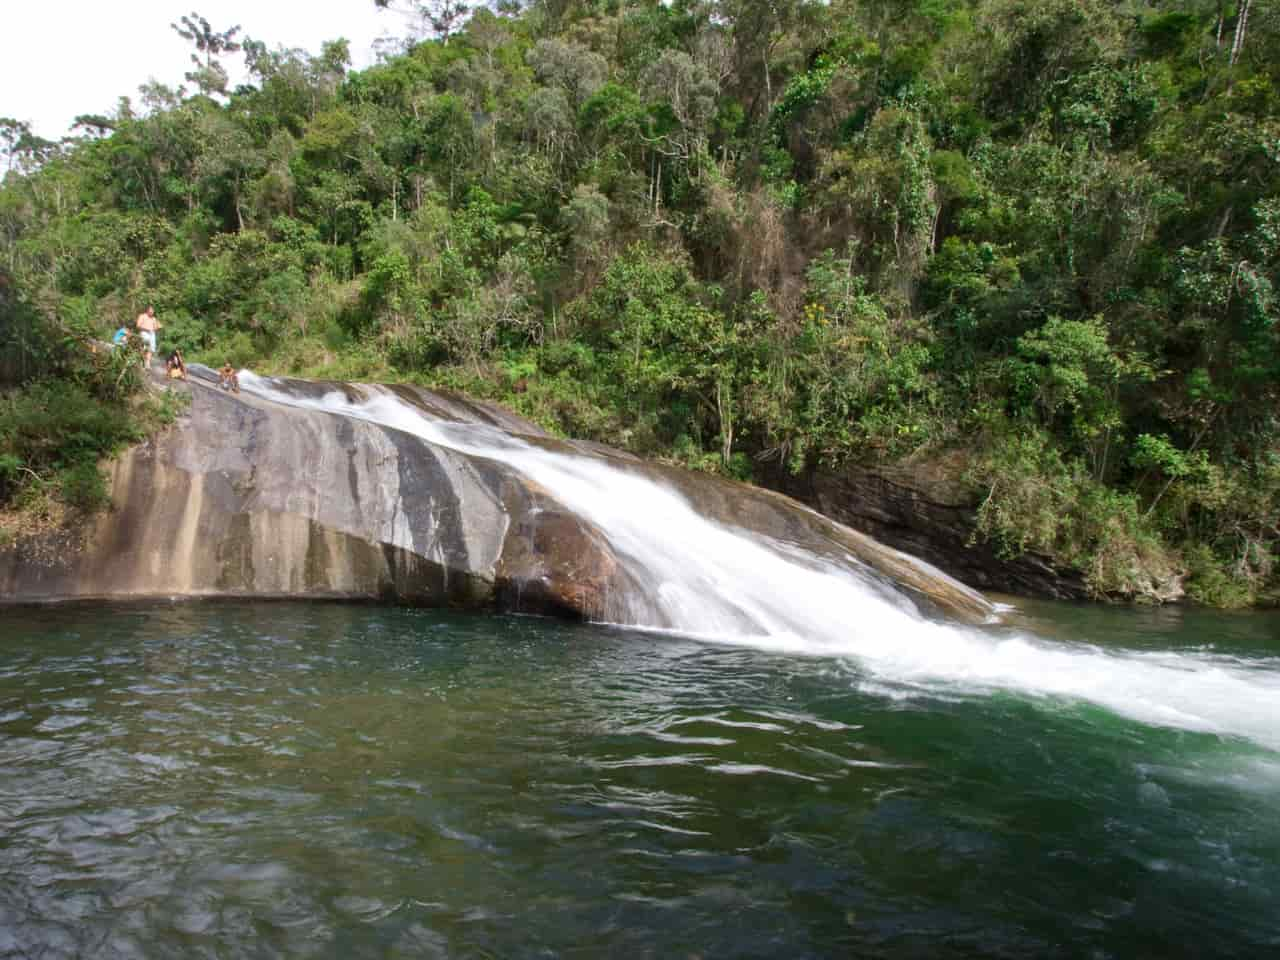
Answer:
[764,459,1127,603]
[494,509,632,621]
[0,373,994,624]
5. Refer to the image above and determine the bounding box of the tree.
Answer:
[375,0,472,45]
[716,0,807,118]
[171,11,243,97]
[194,114,263,231]
[527,38,608,112]
[640,50,718,164]
[1,0,1277,602]
[0,119,57,176]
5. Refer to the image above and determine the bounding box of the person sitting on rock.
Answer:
[218,362,240,393]
[165,348,188,380]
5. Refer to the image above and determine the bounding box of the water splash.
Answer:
[237,373,1280,752]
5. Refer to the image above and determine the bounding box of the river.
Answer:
[1,599,1277,958]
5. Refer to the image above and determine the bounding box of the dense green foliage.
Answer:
[0,274,180,528]
[2,0,1277,603]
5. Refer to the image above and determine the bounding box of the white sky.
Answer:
[2,1,421,140]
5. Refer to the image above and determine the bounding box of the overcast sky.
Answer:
[2,1,419,140]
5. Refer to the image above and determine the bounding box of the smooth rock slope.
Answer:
[0,367,993,625]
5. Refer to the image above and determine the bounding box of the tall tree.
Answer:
[0,119,56,175]
[171,11,244,96]
[375,0,472,45]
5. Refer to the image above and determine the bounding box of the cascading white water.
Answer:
[237,373,1280,753]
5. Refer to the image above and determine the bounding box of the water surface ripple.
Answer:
[1,602,1278,958]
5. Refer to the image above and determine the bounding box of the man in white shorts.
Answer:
[135,306,161,369]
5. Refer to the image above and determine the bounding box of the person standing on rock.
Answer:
[135,306,161,369]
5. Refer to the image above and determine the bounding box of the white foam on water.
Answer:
[237,373,1280,753]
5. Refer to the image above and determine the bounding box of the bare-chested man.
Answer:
[218,362,240,394]
[135,306,161,369]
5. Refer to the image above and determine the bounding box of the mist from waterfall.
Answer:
[237,373,1280,753]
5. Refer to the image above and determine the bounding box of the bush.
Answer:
[1183,544,1256,609]
[966,421,1177,597]
[196,331,259,371]
[1,382,142,472]
[0,306,170,524]
[59,461,110,513]
[0,452,23,503]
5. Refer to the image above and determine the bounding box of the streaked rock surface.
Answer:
[0,366,992,624]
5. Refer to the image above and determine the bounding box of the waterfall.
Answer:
[237,373,1280,753]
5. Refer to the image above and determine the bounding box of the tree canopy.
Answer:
[2,0,1278,604]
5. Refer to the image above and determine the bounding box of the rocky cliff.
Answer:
[765,459,1093,602]
[0,368,994,626]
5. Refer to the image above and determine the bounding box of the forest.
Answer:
[1,0,1277,605]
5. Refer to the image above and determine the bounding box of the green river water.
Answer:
[1,600,1277,958]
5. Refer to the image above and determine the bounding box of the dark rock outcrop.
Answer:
[764,458,1092,601]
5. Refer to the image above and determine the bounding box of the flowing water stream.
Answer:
[1,376,1278,956]
[237,374,1280,753]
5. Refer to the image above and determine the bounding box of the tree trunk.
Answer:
[763,44,772,110]
[1214,205,1233,238]
[1230,0,1252,67]
[717,380,734,466]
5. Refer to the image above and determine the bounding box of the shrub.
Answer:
[59,462,111,513]
[966,421,1177,597]
[0,308,167,524]
[1183,544,1256,609]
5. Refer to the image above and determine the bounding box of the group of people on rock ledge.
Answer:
[111,305,239,393]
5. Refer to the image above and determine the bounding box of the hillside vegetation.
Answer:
[1,0,1277,604]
